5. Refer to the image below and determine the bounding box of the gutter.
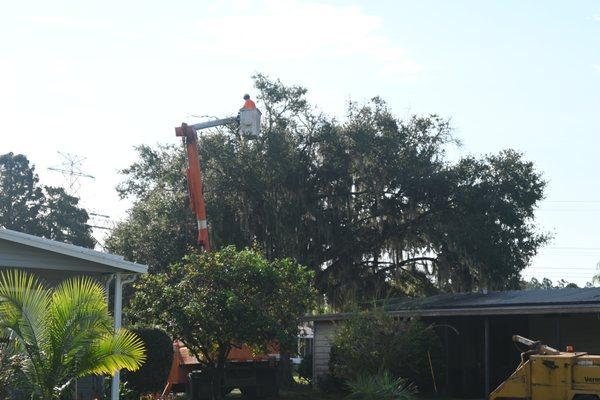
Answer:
[301,303,600,322]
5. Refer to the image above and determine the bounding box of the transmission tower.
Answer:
[47,152,95,197]
[88,212,114,231]
[47,152,114,232]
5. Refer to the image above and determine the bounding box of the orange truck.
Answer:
[163,342,280,398]
[163,103,279,399]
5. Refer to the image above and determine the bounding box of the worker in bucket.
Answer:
[241,94,256,110]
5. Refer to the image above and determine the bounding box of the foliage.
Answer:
[0,270,146,400]
[129,246,315,400]
[432,150,548,292]
[346,372,417,400]
[122,328,173,396]
[329,309,442,393]
[107,75,548,308]
[521,277,580,289]
[317,373,347,395]
[0,152,94,247]
[106,145,194,274]
[591,261,600,287]
[0,339,31,399]
[297,354,313,384]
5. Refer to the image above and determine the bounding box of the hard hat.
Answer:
[243,94,250,100]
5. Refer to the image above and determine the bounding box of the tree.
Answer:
[0,270,146,400]
[0,153,95,248]
[106,145,195,274]
[129,246,315,400]
[522,277,580,289]
[107,75,548,307]
[430,150,548,292]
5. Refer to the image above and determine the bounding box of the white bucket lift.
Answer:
[184,95,262,138]
[239,108,262,137]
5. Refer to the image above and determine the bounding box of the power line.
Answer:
[543,200,600,203]
[544,247,600,250]
[527,267,597,270]
[537,209,600,212]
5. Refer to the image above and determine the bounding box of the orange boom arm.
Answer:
[175,123,210,251]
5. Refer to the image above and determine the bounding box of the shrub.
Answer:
[122,328,174,396]
[347,372,417,400]
[297,354,313,383]
[329,309,443,392]
[317,373,347,394]
[0,348,30,399]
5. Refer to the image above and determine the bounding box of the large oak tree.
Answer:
[107,75,548,308]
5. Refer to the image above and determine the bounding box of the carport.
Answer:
[306,288,600,399]
[0,228,148,400]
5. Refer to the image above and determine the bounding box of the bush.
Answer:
[329,309,443,393]
[0,349,30,399]
[317,373,346,394]
[297,354,313,383]
[122,328,174,396]
[347,372,417,400]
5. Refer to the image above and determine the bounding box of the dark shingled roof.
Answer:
[383,288,600,311]
[304,288,600,321]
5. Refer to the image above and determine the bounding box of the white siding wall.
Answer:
[313,320,338,384]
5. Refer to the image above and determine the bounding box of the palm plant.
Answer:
[347,372,418,400]
[0,269,146,400]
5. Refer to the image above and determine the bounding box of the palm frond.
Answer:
[47,277,112,373]
[0,271,146,397]
[78,329,146,377]
[0,270,49,340]
[0,269,49,372]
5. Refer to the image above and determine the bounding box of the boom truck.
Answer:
[161,101,279,399]
[490,335,600,400]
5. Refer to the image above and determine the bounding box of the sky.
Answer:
[1,0,599,285]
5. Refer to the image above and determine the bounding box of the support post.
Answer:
[111,273,122,400]
[555,317,562,351]
[444,319,450,395]
[484,317,490,398]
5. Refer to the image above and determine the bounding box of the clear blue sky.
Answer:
[1,0,599,285]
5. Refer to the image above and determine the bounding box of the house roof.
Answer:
[304,287,600,321]
[0,228,147,274]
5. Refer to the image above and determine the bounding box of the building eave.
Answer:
[0,228,147,274]
[302,302,600,322]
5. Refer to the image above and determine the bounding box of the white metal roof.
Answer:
[0,228,148,274]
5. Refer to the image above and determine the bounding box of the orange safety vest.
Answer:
[243,99,256,109]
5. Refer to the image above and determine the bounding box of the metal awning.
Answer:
[0,228,147,274]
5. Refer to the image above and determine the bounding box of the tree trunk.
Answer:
[278,351,295,389]
[212,345,229,400]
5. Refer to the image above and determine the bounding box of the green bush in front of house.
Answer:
[122,328,174,397]
[328,308,444,393]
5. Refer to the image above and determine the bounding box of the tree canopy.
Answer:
[107,74,548,308]
[129,246,314,399]
[0,153,94,248]
[522,277,582,289]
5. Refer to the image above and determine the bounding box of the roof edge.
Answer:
[0,229,148,274]
[302,303,600,322]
